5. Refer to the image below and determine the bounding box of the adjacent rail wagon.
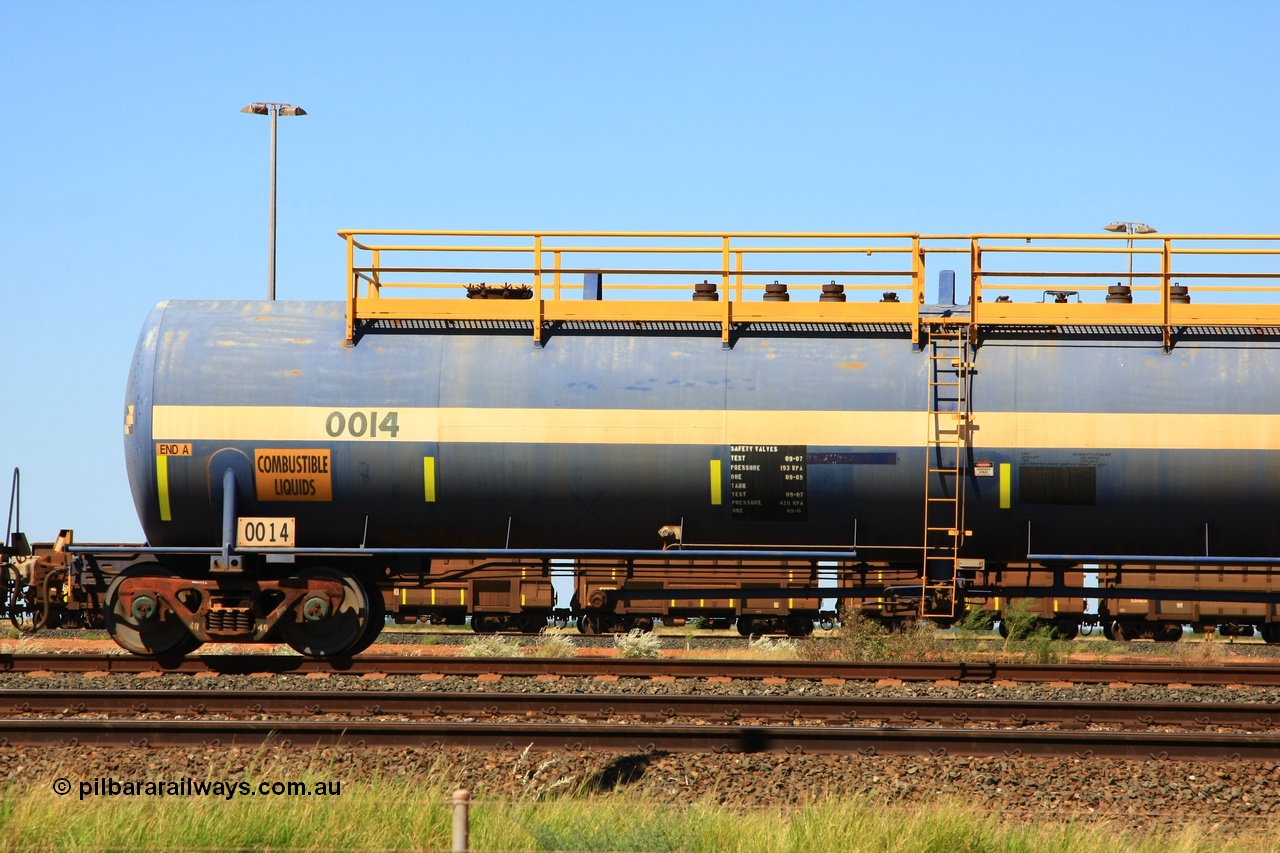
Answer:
[4,230,1280,656]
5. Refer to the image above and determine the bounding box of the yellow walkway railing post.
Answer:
[344,233,356,346]
[533,235,544,347]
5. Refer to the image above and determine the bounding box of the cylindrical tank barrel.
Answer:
[124,301,1280,560]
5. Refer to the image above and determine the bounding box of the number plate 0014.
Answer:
[236,517,296,548]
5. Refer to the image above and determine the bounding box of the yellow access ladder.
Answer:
[920,324,971,618]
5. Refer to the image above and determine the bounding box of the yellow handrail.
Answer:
[335,230,1280,349]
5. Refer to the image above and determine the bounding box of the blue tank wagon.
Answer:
[126,300,1280,560]
[7,230,1279,655]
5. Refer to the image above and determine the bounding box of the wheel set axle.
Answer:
[102,564,381,656]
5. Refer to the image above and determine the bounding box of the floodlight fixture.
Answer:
[1103,221,1158,288]
[241,101,307,300]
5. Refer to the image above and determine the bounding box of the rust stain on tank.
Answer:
[286,370,302,376]
[217,340,239,346]
[838,361,865,369]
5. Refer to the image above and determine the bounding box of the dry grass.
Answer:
[800,610,945,663]
[614,628,662,658]
[533,630,577,658]
[462,634,525,657]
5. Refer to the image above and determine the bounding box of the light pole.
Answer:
[241,101,307,300]
[1103,221,1157,290]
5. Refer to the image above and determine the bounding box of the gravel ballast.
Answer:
[5,640,1280,835]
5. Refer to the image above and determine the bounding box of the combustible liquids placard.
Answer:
[254,449,333,501]
[729,445,807,522]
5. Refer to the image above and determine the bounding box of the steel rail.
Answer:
[4,654,1280,686]
[4,689,1279,732]
[0,717,1275,759]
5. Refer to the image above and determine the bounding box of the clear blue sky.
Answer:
[2,0,1277,544]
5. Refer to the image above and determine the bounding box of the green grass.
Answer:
[0,775,445,851]
[4,767,1278,852]
[515,800,1280,853]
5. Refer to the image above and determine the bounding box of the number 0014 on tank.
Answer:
[236,517,296,548]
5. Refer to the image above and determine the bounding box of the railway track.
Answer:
[5,688,1280,731]
[4,685,1278,759]
[0,715,1275,759]
[5,654,1280,686]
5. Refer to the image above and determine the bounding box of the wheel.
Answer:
[1260,624,1280,645]
[579,613,602,635]
[103,565,203,656]
[1050,622,1079,641]
[343,579,386,655]
[1102,622,1116,641]
[997,620,1009,639]
[786,616,814,637]
[1155,624,1184,643]
[1110,621,1132,642]
[2,562,49,633]
[0,562,14,617]
[278,567,374,657]
[631,617,654,633]
[736,618,754,637]
[520,613,547,634]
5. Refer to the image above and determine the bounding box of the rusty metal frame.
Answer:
[113,576,348,643]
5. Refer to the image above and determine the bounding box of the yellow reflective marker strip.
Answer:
[153,405,918,445]
[423,456,436,502]
[400,588,407,604]
[431,588,436,605]
[151,405,1280,450]
[999,463,1011,509]
[521,593,526,606]
[156,455,172,522]
[709,460,722,505]
[461,589,465,606]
